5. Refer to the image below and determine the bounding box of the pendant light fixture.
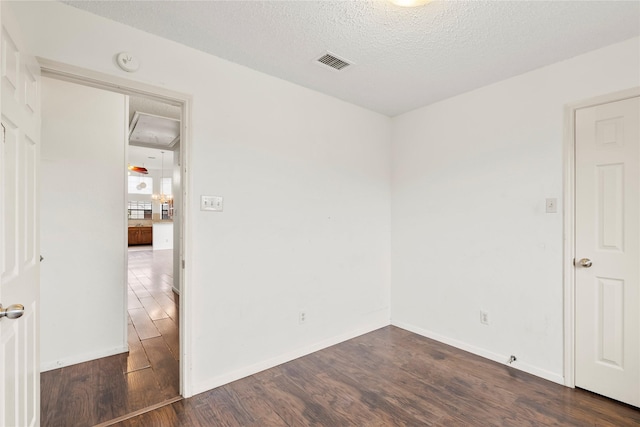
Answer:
[152,151,172,204]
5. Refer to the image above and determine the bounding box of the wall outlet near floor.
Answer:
[299,310,307,324]
[480,310,489,325]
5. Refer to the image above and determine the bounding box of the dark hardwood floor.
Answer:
[41,248,179,427]
[113,326,640,427]
[40,256,639,427]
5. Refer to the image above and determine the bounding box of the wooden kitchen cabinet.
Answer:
[128,226,153,246]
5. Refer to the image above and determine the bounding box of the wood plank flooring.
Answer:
[113,326,640,426]
[41,248,179,427]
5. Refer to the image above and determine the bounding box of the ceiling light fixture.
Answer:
[127,164,148,189]
[128,165,148,174]
[388,0,431,7]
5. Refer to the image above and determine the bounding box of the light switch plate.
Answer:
[545,198,557,213]
[201,195,223,212]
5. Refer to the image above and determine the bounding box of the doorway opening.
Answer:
[37,61,190,426]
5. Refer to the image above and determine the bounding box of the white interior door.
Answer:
[575,95,640,407]
[0,5,42,427]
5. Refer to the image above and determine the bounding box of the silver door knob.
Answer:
[0,304,24,320]
[576,258,593,268]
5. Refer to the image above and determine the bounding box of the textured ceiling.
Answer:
[64,1,640,117]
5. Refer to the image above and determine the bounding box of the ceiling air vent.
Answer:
[316,53,352,71]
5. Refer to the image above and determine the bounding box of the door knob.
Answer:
[575,258,593,268]
[0,304,25,320]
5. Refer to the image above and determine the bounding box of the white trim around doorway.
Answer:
[562,86,640,389]
[37,57,194,398]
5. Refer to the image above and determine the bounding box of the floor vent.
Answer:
[316,53,351,71]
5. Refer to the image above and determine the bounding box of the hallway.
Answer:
[40,248,179,427]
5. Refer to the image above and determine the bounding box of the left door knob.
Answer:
[0,304,25,320]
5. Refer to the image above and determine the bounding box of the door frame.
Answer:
[562,86,640,388]
[37,57,194,397]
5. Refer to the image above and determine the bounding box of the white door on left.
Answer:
[0,4,41,426]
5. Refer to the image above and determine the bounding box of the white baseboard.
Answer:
[192,316,390,396]
[40,345,129,372]
[391,320,565,385]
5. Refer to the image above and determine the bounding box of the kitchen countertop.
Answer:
[128,221,173,228]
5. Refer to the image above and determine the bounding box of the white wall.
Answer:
[20,0,636,394]
[13,2,391,393]
[40,77,127,370]
[153,223,173,251]
[391,37,640,383]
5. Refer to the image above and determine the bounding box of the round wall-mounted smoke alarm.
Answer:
[116,52,140,73]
